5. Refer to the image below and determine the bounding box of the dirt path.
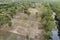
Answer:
[0,8,44,40]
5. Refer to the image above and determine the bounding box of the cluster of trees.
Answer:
[39,3,55,40]
[41,1,60,40]
[0,2,19,27]
[49,1,60,19]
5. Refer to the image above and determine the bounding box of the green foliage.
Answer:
[49,1,60,19]
[8,21,12,27]
[26,33,29,39]
[0,15,11,27]
[40,3,55,40]
[0,3,17,27]
[24,10,30,16]
[20,2,36,15]
[44,31,52,40]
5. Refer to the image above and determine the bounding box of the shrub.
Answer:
[8,21,12,27]
[24,10,30,16]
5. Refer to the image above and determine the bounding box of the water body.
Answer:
[52,30,60,40]
[52,12,60,40]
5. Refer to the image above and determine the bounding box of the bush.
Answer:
[8,21,12,27]
[26,33,29,39]
[24,10,30,16]
[44,31,52,40]
[39,3,55,40]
